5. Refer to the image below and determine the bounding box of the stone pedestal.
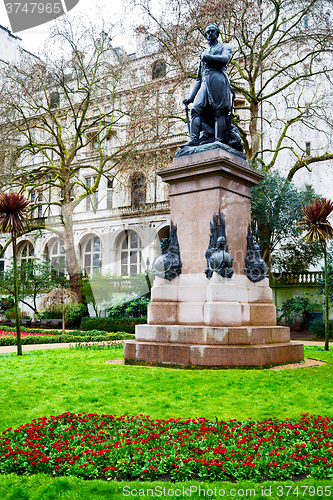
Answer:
[123,148,304,368]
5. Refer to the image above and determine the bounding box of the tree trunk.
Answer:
[62,296,65,335]
[11,231,22,356]
[250,101,260,158]
[324,247,330,351]
[62,205,82,302]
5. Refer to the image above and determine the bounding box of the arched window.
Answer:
[84,236,101,276]
[120,231,142,276]
[48,239,66,277]
[131,173,146,208]
[20,242,34,262]
[152,60,166,79]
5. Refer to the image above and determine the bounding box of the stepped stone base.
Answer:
[123,337,304,368]
[123,324,304,368]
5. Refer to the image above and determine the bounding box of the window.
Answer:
[49,239,65,277]
[105,136,111,150]
[303,14,309,29]
[86,176,98,211]
[31,191,36,217]
[60,186,75,203]
[152,60,166,79]
[107,178,113,209]
[120,232,141,276]
[305,142,311,155]
[131,173,146,208]
[20,242,34,262]
[326,11,331,29]
[31,192,43,218]
[84,236,101,276]
[37,193,43,218]
[50,91,60,109]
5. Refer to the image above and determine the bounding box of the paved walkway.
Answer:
[0,342,75,354]
[0,339,328,354]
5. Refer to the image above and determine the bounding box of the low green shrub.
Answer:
[40,307,62,320]
[80,317,146,334]
[108,296,150,318]
[64,303,88,327]
[277,296,321,329]
[309,319,333,338]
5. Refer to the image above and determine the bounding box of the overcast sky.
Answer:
[0,0,140,55]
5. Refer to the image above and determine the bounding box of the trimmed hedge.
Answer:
[0,330,134,346]
[80,317,146,334]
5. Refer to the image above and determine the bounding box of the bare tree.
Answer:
[132,0,333,178]
[0,16,172,299]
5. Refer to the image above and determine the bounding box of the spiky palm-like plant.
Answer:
[297,198,333,351]
[0,193,30,355]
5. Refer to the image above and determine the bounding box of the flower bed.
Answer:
[0,413,332,482]
[0,330,52,337]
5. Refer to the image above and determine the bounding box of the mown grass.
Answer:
[0,475,333,500]
[1,348,333,430]
[0,346,332,498]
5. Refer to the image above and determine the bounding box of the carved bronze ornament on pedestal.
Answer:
[244,225,269,282]
[205,209,233,279]
[152,221,182,281]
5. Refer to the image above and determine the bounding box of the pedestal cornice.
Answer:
[158,149,264,188]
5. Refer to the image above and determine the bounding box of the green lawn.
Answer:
[0,346,332,499]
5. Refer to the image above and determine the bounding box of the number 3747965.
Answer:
[276,485,331,496]
[5,3,62,14]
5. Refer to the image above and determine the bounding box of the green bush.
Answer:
[277,296,321,329]
[80,317,146,334]
[64,303,88,327]
[309,319,333,339]
[108,296,150,319]
[40,307,62,319]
